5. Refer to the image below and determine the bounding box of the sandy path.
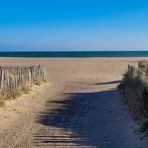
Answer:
[32,81,148,148]
[0,58,148,147]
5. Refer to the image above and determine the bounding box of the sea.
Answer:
[0,51,148,57]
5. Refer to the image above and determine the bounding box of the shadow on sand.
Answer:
[94,80,122,85]
[33,88,121,147]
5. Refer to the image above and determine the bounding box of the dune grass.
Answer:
[0,79,47,107]
[118,61,148,132]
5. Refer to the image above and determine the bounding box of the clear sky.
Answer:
[0,0,148,51]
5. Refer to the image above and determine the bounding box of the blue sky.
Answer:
[0,0,148,51]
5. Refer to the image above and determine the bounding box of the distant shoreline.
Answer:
[0,51,148,57]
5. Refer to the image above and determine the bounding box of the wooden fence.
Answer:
[0,65,47,99]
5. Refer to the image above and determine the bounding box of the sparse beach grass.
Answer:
[0,83,47,107]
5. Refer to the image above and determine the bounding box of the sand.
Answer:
[0,57,148,147]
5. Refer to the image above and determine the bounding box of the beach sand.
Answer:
[0,57,148,147]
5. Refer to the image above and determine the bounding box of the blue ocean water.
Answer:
[0,51,148,57]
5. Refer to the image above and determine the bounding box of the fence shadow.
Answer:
[34,88,119,147]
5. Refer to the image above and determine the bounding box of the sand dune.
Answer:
[0,58,148,147]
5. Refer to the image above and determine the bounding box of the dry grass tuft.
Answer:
[35,79,46,86]
[0,97,5,107]
[20,86,31,94]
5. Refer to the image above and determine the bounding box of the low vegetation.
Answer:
[35,79,46,86]
[0,83,47,106]
[118,61,148,132]
[0,97,5,107]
